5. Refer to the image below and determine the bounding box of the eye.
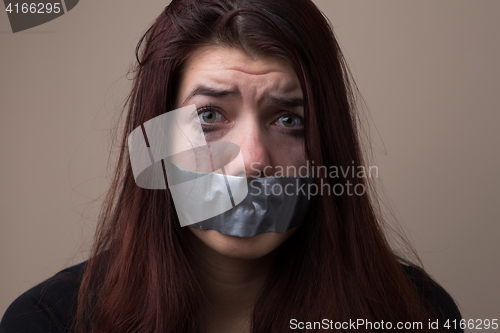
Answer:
[197,105,226,124]
[276,114,303,128]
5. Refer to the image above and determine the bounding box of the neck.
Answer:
[184,229,275,332]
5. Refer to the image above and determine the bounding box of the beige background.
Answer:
[1,0,499,325]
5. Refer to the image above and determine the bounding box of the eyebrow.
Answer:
[266,95,303,108]
[181,85,303,109]
[182,86,239,105]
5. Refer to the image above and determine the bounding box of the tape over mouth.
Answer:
[127,105,312,237]
[188,173,313,237]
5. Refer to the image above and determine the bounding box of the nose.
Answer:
[235,119,272,178]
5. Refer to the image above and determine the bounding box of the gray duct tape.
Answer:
[184,171,314,238]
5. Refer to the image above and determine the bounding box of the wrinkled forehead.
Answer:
[176,46,302,107]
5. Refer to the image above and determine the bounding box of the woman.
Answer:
[0,0,462,332]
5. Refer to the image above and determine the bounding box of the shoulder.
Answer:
[0,261,87,333]
[400,263,463,332]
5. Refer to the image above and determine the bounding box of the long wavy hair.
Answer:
[77,0,444,331]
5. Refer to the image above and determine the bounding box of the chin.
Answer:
[187,226,297,260]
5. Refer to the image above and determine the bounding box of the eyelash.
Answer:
[197,103,219,113]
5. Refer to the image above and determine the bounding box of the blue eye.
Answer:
[276,115,302,128]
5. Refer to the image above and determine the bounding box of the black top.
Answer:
[0,261,463,332]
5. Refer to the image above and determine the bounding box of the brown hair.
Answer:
[77,0,442,331]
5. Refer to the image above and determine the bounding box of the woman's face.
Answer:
[176,46,306,259]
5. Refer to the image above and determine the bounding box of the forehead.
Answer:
[177,46,301,104]
[185,46,295,74]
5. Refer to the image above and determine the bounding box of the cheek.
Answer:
[187,226,297,260]
[267,135,307,169]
